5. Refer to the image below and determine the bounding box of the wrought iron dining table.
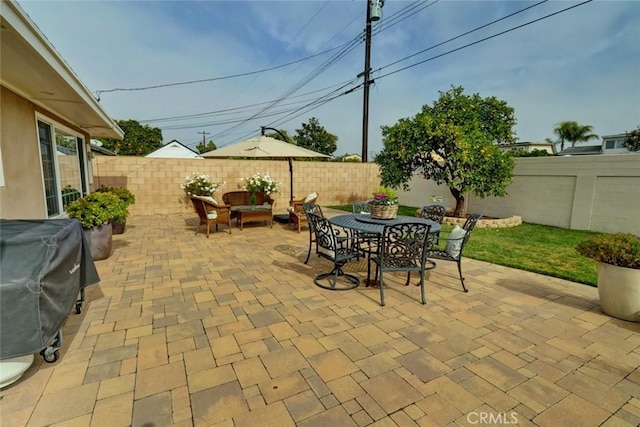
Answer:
[329,214,441,235]
[328,214,441,287]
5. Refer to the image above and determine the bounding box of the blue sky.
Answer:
[17,0,640,156]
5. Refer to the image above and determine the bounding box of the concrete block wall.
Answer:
[92,156,381,216]
[398,155,640,235]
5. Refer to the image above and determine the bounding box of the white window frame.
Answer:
[36,114,89,217]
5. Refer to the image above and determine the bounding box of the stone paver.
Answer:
[1,211,637,426]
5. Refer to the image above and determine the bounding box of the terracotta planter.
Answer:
[111,220,126,235]
[83,223,113,261]
[597,262,640,322]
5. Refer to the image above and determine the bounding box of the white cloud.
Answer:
[17,0,640,155]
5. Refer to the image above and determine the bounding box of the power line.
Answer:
[376,0,592,80]
[93,39,353,99]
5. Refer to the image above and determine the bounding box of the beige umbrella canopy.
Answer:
[201,134,330,202]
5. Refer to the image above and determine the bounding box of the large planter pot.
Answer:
[111,220,126,235]
[83,223,113,261]
[597,262,640,322]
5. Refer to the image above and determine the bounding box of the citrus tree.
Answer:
[375,86,516,217]
[98,119,163,156]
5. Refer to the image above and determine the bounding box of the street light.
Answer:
[361,0,384,163]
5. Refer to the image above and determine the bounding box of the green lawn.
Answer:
[327,204,599,286]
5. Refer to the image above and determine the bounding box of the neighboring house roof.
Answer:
[500,142,557,154]
[557,145,602,156]
[89,140,117,156]
[145,140,202,158]
[601,133,628,140]
[0,1,123,139]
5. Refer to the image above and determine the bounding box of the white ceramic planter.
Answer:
[597,262,640,322]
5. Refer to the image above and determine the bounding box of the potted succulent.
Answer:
[575,233,640,322]
[95,185,135,234]
[66,192,128,260]
[369,187,399,219]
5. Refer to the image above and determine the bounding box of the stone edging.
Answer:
[442,216,522,228]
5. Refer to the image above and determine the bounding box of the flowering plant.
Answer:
[181,173,224,197]
[369,187,398,206]
[242,172,280,195]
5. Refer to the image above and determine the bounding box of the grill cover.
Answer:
[0,219,100,359]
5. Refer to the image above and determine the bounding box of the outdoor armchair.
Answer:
[288,192,318,233]
[427,214,482,292]
[190,196,232,237]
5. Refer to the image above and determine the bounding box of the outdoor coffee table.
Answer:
[233,205,273,230]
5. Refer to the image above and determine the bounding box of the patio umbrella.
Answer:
[201,134,329,219]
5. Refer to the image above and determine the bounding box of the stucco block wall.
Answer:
[398,155,640,234]
[92,156,381,216]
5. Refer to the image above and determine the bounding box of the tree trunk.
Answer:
[450,188,466,217]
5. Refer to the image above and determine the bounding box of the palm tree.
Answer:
[553,121,599,151]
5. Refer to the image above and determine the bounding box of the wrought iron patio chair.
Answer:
[419,203,447,243]
[307,212,360,290]
[367,222,433,306]
[302,202,324,264]
[351,199,379,269]
[427,214,482,292]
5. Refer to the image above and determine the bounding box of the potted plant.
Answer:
[66,192,127,260]
[369,187,399,219]
[242,172,280,196]
[95,185,135,234]
[575,233,640,322]
[181,173,224,203]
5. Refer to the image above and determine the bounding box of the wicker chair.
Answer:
[418,204,447,243]
[307,212,360,291]
[367,222,433,306]
[190,196,232,237]
[427,214,482,292]
[288,192,319,233]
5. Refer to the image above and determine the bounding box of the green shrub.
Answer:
[95,185,136,205]
[575,233,640,269]
[66,192,128,228]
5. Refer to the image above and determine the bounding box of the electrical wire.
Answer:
[376,0,591,79]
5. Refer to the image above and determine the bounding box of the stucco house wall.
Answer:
[0,1,122,220]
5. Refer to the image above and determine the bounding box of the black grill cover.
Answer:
[0,219,100,359]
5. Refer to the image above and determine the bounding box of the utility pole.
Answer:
[197,131,210,147]
[361,1,383,163]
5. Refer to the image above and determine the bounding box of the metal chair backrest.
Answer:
[459,214,482,253]
[307,212,340,260]
[419,204,446,224]
[378,222,432,271]
[352,200,371,214]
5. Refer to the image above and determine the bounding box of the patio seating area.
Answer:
[1,209,639,427]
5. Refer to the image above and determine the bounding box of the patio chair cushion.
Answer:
[444,225,467,258]
[207,211,218,220]
[193,195,218,205]
[303,192,318,203]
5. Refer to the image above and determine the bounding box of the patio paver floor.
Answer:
[1,210,639,426]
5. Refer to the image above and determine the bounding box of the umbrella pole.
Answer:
[289,158,293,203]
